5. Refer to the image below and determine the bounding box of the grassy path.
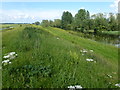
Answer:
[42,27,118,65]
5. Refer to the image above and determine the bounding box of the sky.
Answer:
[0,0,120,23]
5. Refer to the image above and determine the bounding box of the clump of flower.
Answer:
[68,85,82,89]
[3,52,17,60]
[90,50,93,52]
[107,74,112,78]
[2,52,18,66]
[2,59,11,66]
[57,37,59,39]
[80,49,87,53]
[115,83,120,87]
[86,59,94,62]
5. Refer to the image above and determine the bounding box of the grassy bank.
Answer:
[2,24,119,88]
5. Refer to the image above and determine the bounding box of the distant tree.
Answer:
[74,9,90,32]
[41,20,49,27]
[117,13,120,31]
[35,21,40,25]
[49,20,54,27]
[61,11,73,29]
[91,13,109,32]
[53,19,61,28]
[108,13,117,31]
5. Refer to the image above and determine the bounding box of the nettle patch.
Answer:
[2,64,52,88]
[6,64,52,87]
[9,65,52,78]
[9,64,52,78]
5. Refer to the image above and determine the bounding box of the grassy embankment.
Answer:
[2,24,119,88]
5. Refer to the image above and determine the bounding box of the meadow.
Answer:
[1,24,119,88]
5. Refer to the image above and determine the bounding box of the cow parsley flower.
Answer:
[2,60,10,63]
[3,55,10,59]
[86,59,94,62]
[68,86,75,89]
[68,85,83,89]
[107,74,112,78]
[80,49,87,53]
[3,52,17,60]
[90,50,93,52]
[57,37,59,39]
[74,85,82,89]
[115,83,120,87]
[9,52,15,55]
[83,50,87,53]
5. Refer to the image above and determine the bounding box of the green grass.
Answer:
[2,24,119,88]
[102,31,119,35]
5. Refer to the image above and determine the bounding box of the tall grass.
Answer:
[2,25,119,88]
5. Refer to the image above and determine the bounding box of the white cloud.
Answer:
[1,9,78,23]
[0,9,63,23]
[110,0,120,12]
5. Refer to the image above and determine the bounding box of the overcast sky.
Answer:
[0,0,119,23]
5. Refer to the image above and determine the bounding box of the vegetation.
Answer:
[1,24,119,88]
[40,9,119,34]
[1,7,119,88]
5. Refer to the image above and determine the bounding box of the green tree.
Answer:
[108,13,117,31]
[61,11,73,29]
[74,9,90,32]
[53,19,61,28]
[91,13,108,32]
[49,20,54,27]
[117,13,120,31]
[34,21,40,25]
[41,20,49,27]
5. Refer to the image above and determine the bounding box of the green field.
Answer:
[1,24,119,88]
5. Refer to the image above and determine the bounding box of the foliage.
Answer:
[61,11,73,29]
[34,21,40,25]
[37,9,118,33]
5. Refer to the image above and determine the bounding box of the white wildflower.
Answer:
[115,83,120,87]
[9,62,11,64]
[3,52,17,60]
[90,50,93,52]
[83,50,87,53]
[57,37,59,39]
[2,60,10,63]
[80,49,87,53]
[68,85,83,89]
[80,50,82,52]
[74,85,82,89]
[9,52,15,56]
[82,54,84,55]
[3,55,10,59]
[68,86,75,89]
[86,59,94,62]
[107,74,112,78]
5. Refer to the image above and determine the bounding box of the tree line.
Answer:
[35,9,119,33]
